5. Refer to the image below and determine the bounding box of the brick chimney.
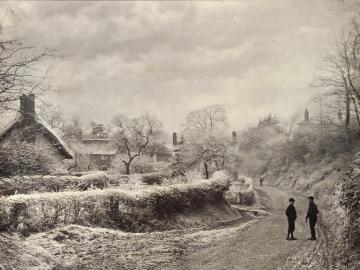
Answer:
[20,94,36,123]
[232,131,237,145]
[304,109,309,122]
[173,132,177,146]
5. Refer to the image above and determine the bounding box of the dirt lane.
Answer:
[172,186,311,270]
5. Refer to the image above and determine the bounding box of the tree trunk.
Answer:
[351,93,360,132]
[346,87,351,129]
[123,161,131,175]
[204,162,209,179]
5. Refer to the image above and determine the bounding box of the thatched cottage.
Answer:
[0,94,74,174]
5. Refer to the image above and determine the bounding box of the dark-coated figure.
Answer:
[259,175,264,187]
[306,196,319,240]
[285,197,297,240]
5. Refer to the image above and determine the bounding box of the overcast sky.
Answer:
[0,1,349,132]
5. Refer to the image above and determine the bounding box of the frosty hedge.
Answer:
[0,172,127,195]
[0,172,230,235]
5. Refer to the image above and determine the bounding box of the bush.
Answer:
[339,155,360,269]
[110,154,167,175]
[0,173,230,235]
[0,172,113,196]
[224,175,255,205]
[139,171,172,185]
[0,142,62,176]
[163,170,203,185]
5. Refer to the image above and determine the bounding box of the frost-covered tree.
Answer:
[183,105,228,132]
[112,113,162,175]
[181,130,233,179]
[180,105,232,179]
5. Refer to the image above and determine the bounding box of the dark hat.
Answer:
[289,198,295,202]
[308,196,314,200]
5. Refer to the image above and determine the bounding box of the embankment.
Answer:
[268,153,359,269]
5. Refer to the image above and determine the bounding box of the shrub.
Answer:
[0,172,113,196]
[339,155,360,268]
[0,173,230,235]
[0,142,61,176]
[163,170,203,185]
[224,175,255,205]
[139,171,172,185]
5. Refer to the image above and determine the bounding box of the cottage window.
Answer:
[101,155,106,160]
[101,166,107,171]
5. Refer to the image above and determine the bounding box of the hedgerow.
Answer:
[0,172,116,196]
[0,173,230,235]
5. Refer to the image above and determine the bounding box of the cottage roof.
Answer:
[0,95,74,159]
[36,116,74,159]
[70,137,117,156]
[0,114,74,159]
[89,149,117,155]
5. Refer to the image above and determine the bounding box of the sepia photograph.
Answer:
[0,1,359,269]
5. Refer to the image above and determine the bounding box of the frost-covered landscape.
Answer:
[0,1,360,270]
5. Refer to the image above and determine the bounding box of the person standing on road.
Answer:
[285,198,297,240]
[305,196,319,240]
[259,175,265,187]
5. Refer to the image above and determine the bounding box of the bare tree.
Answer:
[37,102,84,143]
[112,113,162,175]
[62,116,83,141]
[0,32,53,114]
[183,105,228,132]
[316,21,360,131]
[38,102,65,130]
[279,115,298,167]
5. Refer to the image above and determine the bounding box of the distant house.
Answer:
[298,109,316,126]
[71,124,174,172]
[0,94,74,173]
[68,123,118,172]
[80,134,117,171]
[298,108,344,127]
[89,149,117,171]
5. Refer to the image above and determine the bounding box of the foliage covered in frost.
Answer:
[0,173,231,235]
[338,154,360,269]
[0,142,62,177]
[0,172,115,195]
[224,175,255,205]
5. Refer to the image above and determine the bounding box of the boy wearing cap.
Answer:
[306,196,319,240]
[285,198,297,240]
